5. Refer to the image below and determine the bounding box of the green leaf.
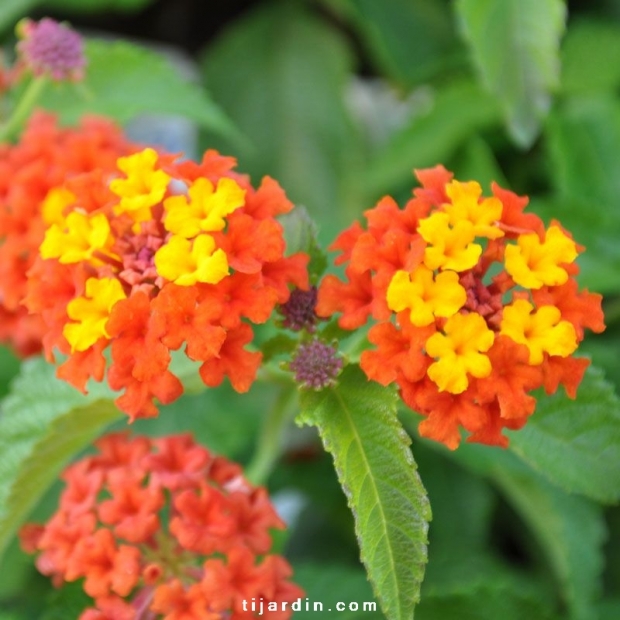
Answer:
[0,0,39,34]
[451,445,605,620]
[456,0,566,147]
[507,366,620,504]
[38,39,241,143]
[561,20,620,95]
[279,206,328,284]
[337,0,459,86]
[0,358,121,563]
[298,364,431,620]
[200,3,364,241]
[364,80,501,198]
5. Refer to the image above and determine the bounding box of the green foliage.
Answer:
[456,0,566,147]
[364,80,501,198]
[508,366,620,504]
[201,2,364,241]
[0,0,38,34]
[451,444,605,620]
[38,39,240,143]
[42,0,156,12]
[0,358,121,563]
[298,365,431,620]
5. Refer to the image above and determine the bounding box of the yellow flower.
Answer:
[426,312,494,394]
[154,234,229,286]
[42,187,76,226]
[387,266,466,326]
[500,299,578,364]
[163,177,245,238]
[110,148,171,226]
[418,212,482,272]
[504,226,578,289]
[40,211,113,264]
[64,277,126,352]
[444,180,504,239]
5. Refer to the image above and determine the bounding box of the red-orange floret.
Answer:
[0,112,137,356]
[21,432,303,619]
[318,165,605,448]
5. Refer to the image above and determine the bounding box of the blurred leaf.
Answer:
[201,2,363,240]
[0,358,121,563]
[456,0,565,147]
[365,80,500,198]
[451,134,509,189]
[561,20,620,95]
[452,445,605,620]
[42,0,155,11]
[38,581,90,620]
[508,366,620,504]
[0,346,20,399]
[298,364,431,620]
[332,0,458,86]
[0,0,39,34]
[598,599,620,620]
[279,206,328,283]
[539,96,620,293]
[38,39,241,144]
[293,562,382,618]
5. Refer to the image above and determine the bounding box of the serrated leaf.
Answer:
[450,445,605,620]
[507,366,620,504]
[365,80,501,198]
[0,358,121,563]
[456,0,566,147]
[37,39,241,144]
[298,364,431,620]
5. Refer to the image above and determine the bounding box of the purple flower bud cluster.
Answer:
[279,286,318,332]
[17,18,86,81]
[290,339,343,390]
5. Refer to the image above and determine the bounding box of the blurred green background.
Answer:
[1,0,620,619]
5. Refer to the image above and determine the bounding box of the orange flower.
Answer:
[0,112,137,356]
[21,432,303,620]
[318,165,605,448]
[25,146,309,419]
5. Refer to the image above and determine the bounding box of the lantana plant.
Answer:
[0,8,619,620]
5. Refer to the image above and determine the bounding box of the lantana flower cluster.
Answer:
[21,432,303,619]
[0,112,137,356]
[317,166,605,448]
[25,147,308,418]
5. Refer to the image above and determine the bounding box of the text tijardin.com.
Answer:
[243,598,378,614]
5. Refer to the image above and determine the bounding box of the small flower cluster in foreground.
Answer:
[21,433,303,619]
[0,112,137,356]
[317,166,605,448]
[25,147,308,418]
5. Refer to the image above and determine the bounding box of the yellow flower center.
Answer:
[386,266,466,327]
[426,312,494,393]
[418,212,482,272]
[163,177,245,238]
[64,277,126,352]
[504,225,578,289]
[500,299,578,364]
[154,234,229,286]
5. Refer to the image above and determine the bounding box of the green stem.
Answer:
[0,76,48,142]
[245,384,298,486]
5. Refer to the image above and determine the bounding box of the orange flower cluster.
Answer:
[0,111,136,356]
[25,146,308,418]
[317,166,605,449]
[20,432,304,620]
